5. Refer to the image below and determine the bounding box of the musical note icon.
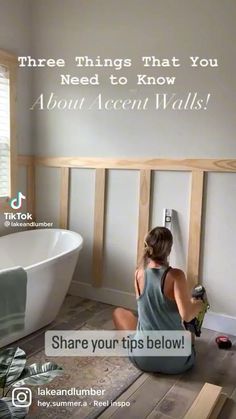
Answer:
[10,192,26,210]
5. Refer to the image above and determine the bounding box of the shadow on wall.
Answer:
[72,240,93,285]
[70,212,187,293]
[171,210,186,269]
[71,238,136,294]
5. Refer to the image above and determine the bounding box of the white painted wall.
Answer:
[1,1,236,324]
[30,0,236,322]
[31,0,236,158]
[29,0,236,317]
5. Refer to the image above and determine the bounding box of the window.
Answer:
[0,49,17,206]
[0,65,10,197]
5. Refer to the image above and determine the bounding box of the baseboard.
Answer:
[203,311,236,336]
[69,280,137,310]
[69,281,236,336]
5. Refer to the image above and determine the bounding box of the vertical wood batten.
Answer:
[137,169,151,265]
[187,170,204,288]
[27,162,35,219]
[92,168,106,287]
[59,167,70,229]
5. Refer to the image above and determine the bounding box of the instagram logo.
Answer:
[12,387,32,407]
[10,192,26,210]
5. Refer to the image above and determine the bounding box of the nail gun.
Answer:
[184,285,210,337]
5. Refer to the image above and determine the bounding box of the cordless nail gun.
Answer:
[184,285,210,337]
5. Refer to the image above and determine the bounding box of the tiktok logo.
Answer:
[10,192,26,210]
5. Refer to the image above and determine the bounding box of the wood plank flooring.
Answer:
[9,296,236,419]
[98,326,236,419]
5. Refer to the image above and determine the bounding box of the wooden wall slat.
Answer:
[137,170,151,266]
[27,163,35,219]
[59,167,70,229]
[17,155,236,290]
[0,49,18,63]
[17,155,35,166]
[187,171,204,288]
[92,168,106,287]
[0,51,18,205]
[34,156,236,172]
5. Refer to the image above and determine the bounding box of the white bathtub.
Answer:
[0,228,83,348]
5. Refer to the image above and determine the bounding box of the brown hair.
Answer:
[141,226,173,267]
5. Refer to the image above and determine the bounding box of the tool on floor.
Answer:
[184,285,210,337]
[215,335,232,349]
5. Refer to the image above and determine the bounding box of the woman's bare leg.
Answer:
[113,307,137,330]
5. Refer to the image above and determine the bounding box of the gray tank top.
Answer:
[129,267,195,374]
[136,266,184,332]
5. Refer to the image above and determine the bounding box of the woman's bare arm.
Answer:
[172,268,204,322]
[134,268,145,298]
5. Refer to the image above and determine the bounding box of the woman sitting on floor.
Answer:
[113,226,203,374]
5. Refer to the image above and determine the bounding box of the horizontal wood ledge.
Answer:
[25,157,236,172]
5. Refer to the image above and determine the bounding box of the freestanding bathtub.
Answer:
[0,229,83,348]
